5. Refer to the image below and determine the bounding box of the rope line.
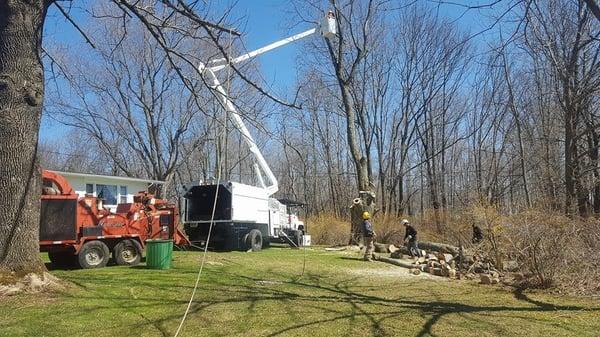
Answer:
[173,29,312,335]
[172,129,222,337]
[172,32,234,337]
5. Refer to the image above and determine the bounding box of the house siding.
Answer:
[58,173,157,212]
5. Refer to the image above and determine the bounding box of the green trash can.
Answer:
[145,239,173,269]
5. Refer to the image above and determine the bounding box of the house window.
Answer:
[96,184,117,205]
[119,186,128,204]
[85,183,94,194]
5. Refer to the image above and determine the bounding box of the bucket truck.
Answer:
[182,12,337,251]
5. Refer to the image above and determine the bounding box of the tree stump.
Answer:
[348,192,376,245]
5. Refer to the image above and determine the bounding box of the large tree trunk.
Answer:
[0,0,48,276]
[349,194,375,245]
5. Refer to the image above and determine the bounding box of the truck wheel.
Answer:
[113,240,142,266]
[78,240,110,269]
[48,251,76,268]
[245,229,263,252]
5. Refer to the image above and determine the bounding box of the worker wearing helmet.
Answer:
[362,211,375,261]
[402,219,421,258]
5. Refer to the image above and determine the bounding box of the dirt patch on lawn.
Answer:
[346,264,446,280]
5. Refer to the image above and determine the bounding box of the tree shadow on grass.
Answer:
[234,271,599,337]
[20,264,600,337]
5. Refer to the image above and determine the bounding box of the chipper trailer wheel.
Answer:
[244,229,263,252]
[78,240,110,269]
[113,239,142,266]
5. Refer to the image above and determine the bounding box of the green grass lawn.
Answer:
[1,246,598,337]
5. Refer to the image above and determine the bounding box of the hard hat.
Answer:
[401,219,410,225]
[362,211,371,220]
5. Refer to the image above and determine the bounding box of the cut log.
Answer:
[418,241,460,255]
[396,245,411,255]
[480,274,492,284]
[374,242,389,253]
[438,253,454,263]
[428,261,441,268]
[373,255,416,269]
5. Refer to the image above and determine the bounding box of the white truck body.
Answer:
[182,181,307,249]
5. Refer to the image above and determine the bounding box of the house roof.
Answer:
[51,170,164,185]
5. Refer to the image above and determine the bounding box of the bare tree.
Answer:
[46,14,212,197]
[524,0,600,216]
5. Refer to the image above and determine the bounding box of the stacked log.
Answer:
[330,239,508,284]
[374,252,459,279]
[373,241,504,283]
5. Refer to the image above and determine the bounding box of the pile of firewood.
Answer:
[373,241,509,284]
[374,250,458,278]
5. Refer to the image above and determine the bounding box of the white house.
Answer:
[51,171,164,212]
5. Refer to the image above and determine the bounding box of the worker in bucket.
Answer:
[362,211,375,261]
[402,219,421,258]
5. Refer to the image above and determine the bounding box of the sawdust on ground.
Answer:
[327,248,447,281]
[345,264,447,280]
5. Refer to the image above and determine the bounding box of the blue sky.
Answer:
[40,0,307,141]
[40,0,497,142]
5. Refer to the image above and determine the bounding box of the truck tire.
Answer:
[78,240,110,269]
[48,251,76,268]
[113,239,142,266]
[245,229,263,252]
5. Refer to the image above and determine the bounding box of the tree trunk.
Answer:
[0,0,48,276]
[501,50,532,209]
[564,102,578,215]
[591,130,600,215]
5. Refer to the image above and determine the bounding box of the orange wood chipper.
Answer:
[39,170,189,269]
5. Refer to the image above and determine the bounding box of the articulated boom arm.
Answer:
[199,11,337,197]
[207,28,317,72]
[201,67,279,196]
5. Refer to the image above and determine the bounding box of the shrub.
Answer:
[305,212,349,246]
[306,206,600,295]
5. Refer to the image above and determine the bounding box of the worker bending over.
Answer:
[362,211,375,261]
[402,219,421,258]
